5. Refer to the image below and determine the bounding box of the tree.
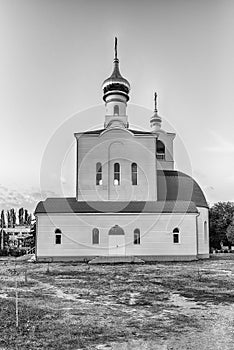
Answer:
[27,221,36,248]
[227,217,234,245]
[27,214,32,226]
[209,202,234,249]
[10,209,16,228]
[0,210,5,250]
[6,209,16,228]
[0,210,5,228]
[24,209,28,225]
[18,207,24,225]
[7,210,11,227]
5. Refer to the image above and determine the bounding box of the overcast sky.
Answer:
[1,0,234,212]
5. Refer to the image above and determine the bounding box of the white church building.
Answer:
[35,40,209,262]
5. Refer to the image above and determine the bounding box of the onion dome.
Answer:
[102,38,130,102]
[150,92,162,131]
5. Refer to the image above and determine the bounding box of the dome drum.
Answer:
[103,88,129,102]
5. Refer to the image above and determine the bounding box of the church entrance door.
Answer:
[108,225,126,256]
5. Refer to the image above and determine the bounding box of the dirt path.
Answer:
[1,257,234,349]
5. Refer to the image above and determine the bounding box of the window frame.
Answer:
[131,163,138,186]
[156,140,165,160]
[172,228,180,244]
[92,228,100,245]
[96,162,102,186]
[204,221,208,243]
[114,162,120,185]
[55,228,62,245]
[134,228,141,245]
[114,105,119,115]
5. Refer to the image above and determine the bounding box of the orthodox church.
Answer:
[35,39,209,262]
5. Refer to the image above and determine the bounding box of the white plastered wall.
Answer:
[76,128,157,202]
[197,207,209,257]
[36,212,198,258]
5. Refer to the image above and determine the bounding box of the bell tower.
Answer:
[150,92,162,132]
[150,92,176,170]
[102,38,130,128]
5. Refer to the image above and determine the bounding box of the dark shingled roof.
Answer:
[34,170,208,214]
[81,128,153,135]
[35,199,197,214]
[157,170,208,208]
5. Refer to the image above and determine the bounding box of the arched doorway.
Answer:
[108,225,125,256]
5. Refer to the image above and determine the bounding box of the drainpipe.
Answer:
[35,215,38,261]
[196,212,200,259]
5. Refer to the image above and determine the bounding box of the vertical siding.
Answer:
[36,213,197,257]
[77,130,157,202]
[197,207,209,256]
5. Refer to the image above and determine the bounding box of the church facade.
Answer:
[35,40,209,262]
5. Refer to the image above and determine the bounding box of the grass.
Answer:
[1,256,234,349]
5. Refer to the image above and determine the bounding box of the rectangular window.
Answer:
[55,234,61,244]
[96,163,102,185]
[114,163,120,185]
[204,221,208,243]
[132,173,137,185]
[131,163,137,186]
[92,228,99,244]
[173,233,179,244]
[134,230,140,244]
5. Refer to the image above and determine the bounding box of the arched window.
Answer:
[55,228,62,245]
[114,162,120,185]
[114,105,119,115]
[96,162,102,185]
[204,221,208,243]
[92,228,99,244]
[131,163,137,186]
[134,228,140,244]
[173,228,180,244]
[156,140,165,160]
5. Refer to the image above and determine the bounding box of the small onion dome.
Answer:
[150,92,162,131]
[102,58,130,101]
[150,111,162,125]
[108,224,125,235]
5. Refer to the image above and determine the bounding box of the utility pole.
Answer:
[1,211,4,250]
[14,259,19,329]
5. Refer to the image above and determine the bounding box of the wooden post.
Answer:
[0,222,3,250]
[24,269,28,283]
[15,259,19,328]
[15,278,18,328]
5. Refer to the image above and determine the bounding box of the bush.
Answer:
[9,248,23,257]
[0,248,8,256]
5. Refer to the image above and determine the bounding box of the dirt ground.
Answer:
[1,255,234,349]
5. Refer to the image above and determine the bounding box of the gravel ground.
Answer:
[1,255,234,349]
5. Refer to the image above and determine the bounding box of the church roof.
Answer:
[34,170,208,215]
[157,170,208,208]
[81,128,153,135]
[35,199,197,214]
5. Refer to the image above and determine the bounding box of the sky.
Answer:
[0,0,234,213]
